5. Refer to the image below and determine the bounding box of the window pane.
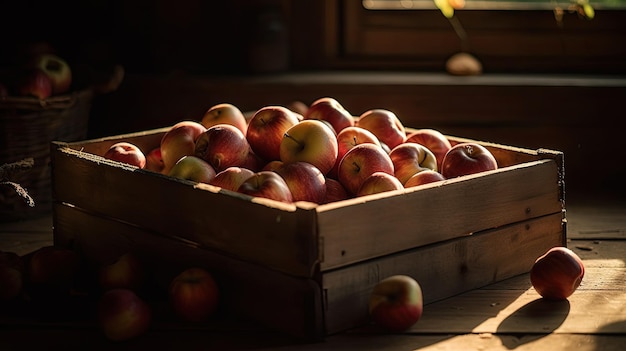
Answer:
[363,0,626,10]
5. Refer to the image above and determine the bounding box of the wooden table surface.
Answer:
[1,194,624,351]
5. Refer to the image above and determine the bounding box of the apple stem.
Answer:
[284,132,305,150]
[352,161,361,172]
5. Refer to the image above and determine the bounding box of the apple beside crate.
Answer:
[50,126,566,340]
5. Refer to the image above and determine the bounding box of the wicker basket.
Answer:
[1,89,94,222]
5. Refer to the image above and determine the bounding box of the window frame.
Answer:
[288,0,626,74]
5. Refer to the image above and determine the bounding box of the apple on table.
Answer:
[169,267,220,323]
[530,246,585,300]
[369,275,424,332]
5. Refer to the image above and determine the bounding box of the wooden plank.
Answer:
[317,160,563,271]
[322,212,565,334]
[52,203,325,340]
[51,145,320,278]
[414,289,626,335]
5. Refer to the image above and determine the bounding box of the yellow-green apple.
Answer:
[209,166,255,192]
[530,246,585,300]
[280,119,338,176]
[337,143,395,196]
[322,177,351,204]
[103,142,147,168]
[330,126,382,178]
[144,147,165,173]
[97,252,145,292]
[194,124,250,172]
[275,161,327,204]
[356,171,404,197]
[160,120,207,174]
[169,267,220,322]
[303,97,355,134]
[356,109,406,150]
[0,251,24,301]
[389,142,438,185]
[200,103,248,135]
[97,288,151,341]
[440,142,498,179]
[246,105,300,162]
[369,275,423,332]
[167,155,217,184]
[237,170,294,203]
[16,68,52,99]
[404,169,446,188]
[29,54,72,95]
[405,129,452,170]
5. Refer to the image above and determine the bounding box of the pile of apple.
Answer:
[0,52,73,100]
[104,97,501,205]
[0,246,220,341]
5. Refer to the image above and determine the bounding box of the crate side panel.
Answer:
[52,203,325,340]
[51,147,319,278]
[322,212,565,334]
[318,159,562,271]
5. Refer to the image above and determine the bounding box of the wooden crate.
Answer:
[50,127,566,340]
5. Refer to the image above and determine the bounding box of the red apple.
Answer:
[246,105,300,162]
[169,267,220,322]
[440,142,498,179]
[144,147,165,173]
[97,252,145,292]
[331,126,382,178]
[279,119,338,176]
[200,103,248,135]
[27,245,80,295]
[209,166,255,192]
[356,171,404,197]
[262,160,284,172]
[530,246,585,300]
[275,161,327,204]
[405,129,452,170]
[160,120,207,174]
[97,288,151,341]
[404,169,446,188]
[167,155,217,184]
[0,251,24,301]
[237,170,294,203]
[242,149,265,172]
[322,177,351,204]
[16,68,52,99]
[194,124,250,172]
[369,275,423,332]
[29,54,72,95]
[356,109,406,150]
[389,142,438,185]
[337,143,395,196]
[303,97,355,134]
[103,142,147,168]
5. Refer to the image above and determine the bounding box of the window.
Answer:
[288,0,626,74]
